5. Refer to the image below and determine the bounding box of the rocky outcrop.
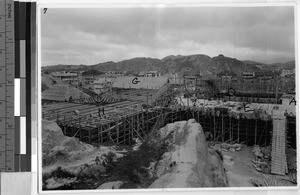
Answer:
[149,119,228,188]
[42,120,125,190]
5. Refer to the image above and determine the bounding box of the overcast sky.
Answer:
[41,6,295,66]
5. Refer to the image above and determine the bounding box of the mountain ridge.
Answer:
[42,54,295,76]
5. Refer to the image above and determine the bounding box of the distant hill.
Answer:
[41,73,66,91]
[91,57,168,75]
[162,54,211,75]
[163,54,260,77]
[243,60,265,66]
[42,64,91,73]
[260,60,295,71]
[208,55,260,76]
[42,55,294,77]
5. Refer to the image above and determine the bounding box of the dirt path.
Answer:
[222,146,295,187]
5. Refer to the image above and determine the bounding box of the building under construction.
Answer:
[42,81,296,177]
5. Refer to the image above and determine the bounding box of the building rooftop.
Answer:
[50,71,78,77]
[82,69,105,76]
[254,70,275,77]
[42,84,90,101]
[217,71,237,77]
[183,70,201,77]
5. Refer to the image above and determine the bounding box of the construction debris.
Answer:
[211,143,243,152]
[177,97,296,121]
[252,145,271,173]
[249,178,285,187]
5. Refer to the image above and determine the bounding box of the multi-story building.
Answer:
[169,73,182,84]
[242,71,275,83]
[255,71,274,84]
[242,71,255,83]
[146,71,161,77]
[281,69,295,77]
[139,71,161,77]
[50,71,78,84]
[81,69,104,85]
[217,71,237,83]
[92,78,113,94]
[183,71,201,88]
[104,71,127,77]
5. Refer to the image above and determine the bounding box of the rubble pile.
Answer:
[209,143,242,152]
[252,145,271,174]
[286,148,297,184]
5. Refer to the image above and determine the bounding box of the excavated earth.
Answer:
[42,118,295,190]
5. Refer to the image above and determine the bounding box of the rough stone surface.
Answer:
[42,120,124,189]
[97,181,124,189]
[149,119,228,188]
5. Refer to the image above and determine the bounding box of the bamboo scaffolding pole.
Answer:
[238,119,240,143]
[257,122,268,145]
[88,127,91,144]
[97,126,100,144]
[246,120,248,145]
[116,120,119,144]
[137,114,140,137]
[265,121,268,146]
[214,123,238,142]
[229,117,232,144]
[255,119,258,145]
[100,125,103,143]
[131,115,134,140]
[213,116,216,141]
[125,117,144,141]
[222,113,224,143]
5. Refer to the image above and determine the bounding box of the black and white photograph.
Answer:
[40,5,297,190]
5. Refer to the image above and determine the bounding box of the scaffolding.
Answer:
[43,83,296,176]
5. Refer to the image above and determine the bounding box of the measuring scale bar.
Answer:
[0,0,15,172]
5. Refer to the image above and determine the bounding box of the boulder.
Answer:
[149,119,228,188]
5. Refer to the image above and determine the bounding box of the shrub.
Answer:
[106,139,168,188]
[49,166,75,179]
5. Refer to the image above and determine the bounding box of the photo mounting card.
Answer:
[38,3,298,193]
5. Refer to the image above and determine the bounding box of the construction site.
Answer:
[42,74,297,189]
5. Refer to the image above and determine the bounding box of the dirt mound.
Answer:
[42,120,125,190]
[149,119,228,188]
[42,121,95,167]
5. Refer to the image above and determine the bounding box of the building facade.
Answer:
[139,71,161,77]
[281,69,295,77]
[217,71,237,83]
[242,71,255,83]
[92,78,113,94]
[104,71,127,77]
[50,71,78,84]
[255,71,274,84]
[81,69,104,85]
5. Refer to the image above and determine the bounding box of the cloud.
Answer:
[41,6,295,65]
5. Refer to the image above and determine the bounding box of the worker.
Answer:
[74,110,80,116]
